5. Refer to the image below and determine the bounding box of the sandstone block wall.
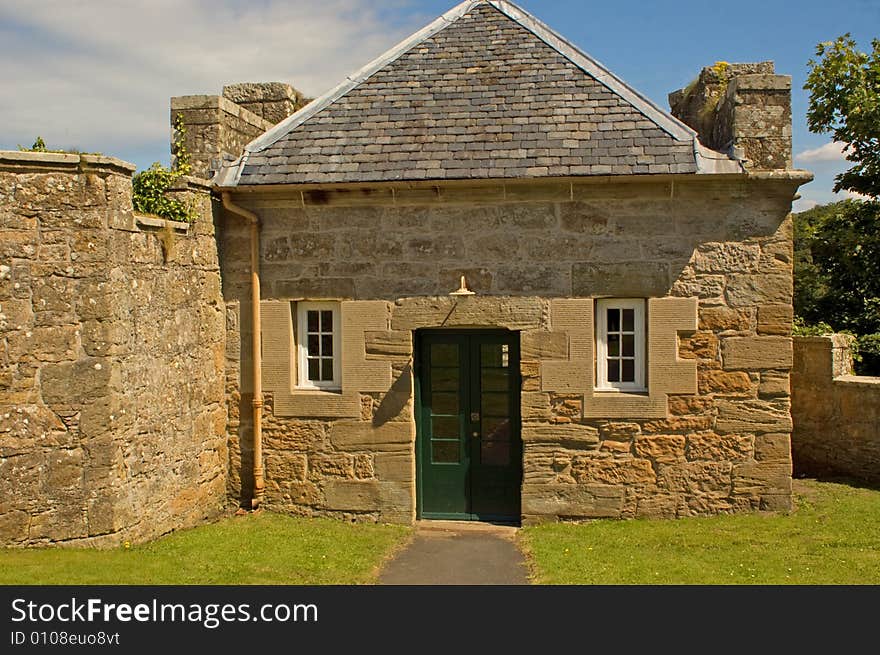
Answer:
[220,176,801,523]
[792,335,880,485]
[0,151,227,547]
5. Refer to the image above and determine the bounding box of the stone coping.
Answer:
[134,212,191,234]
[835,375,880,387]
[0,150,136,175]
[170,94,273,130]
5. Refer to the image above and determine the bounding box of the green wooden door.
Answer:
[416,331,522,521]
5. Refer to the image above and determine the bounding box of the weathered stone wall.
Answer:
[792,335,880,485]
[670,62,793,170]
[0,151,227,547]
[220,175,801,523]
[171,95,274,179]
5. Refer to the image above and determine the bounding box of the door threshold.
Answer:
[419,514,521,526]
[415,519,521,535]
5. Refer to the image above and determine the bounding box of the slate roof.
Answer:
[217,0,739,187]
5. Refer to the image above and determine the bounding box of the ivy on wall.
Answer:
[132,114,197,223]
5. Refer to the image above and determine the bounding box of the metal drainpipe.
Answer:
[221,192,265,510]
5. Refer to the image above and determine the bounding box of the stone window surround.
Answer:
[595,298,647,393]
[294,301,342,391]
[257,295,697,422]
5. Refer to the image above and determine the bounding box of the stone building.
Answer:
[206,0,811,525]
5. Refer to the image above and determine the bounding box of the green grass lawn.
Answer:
[0,513,410,585]
[520,479,880,584]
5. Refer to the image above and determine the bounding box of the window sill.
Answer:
[293,386,343,394]
[595,387,649,396]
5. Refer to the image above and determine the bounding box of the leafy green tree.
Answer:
[805,35,880,197]
[794,200,880,374]
[800,36,880,373]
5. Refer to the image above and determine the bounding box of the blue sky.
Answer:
[1,0,877,210]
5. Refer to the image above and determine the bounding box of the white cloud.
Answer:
[838,189,873,201]
[0,0,417,161]
[795,141,851,164]
[793,197,819,212]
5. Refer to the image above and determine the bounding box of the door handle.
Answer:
[471,432,480,439]
[470,412,480,422]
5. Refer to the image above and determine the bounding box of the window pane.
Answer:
[432,416,460,439]
[432,441,459,464]
[431,392,458,416]
[308,358,320,381]
[622,359,635,383]
[608,334,620,357]
[321,310,333,333]
[622,334,635,357]
[308,334,320,356]
[623,309,635,332]
[321,358,334,381]
[307,310,319,332]
[431,344,458,367]
[481,440,510,466]
[321,335,333,357]
[607,359,620,382]
[607,308,620,332]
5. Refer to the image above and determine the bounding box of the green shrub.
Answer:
[131,114,196,223]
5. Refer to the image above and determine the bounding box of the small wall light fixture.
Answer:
[450,275,476,297]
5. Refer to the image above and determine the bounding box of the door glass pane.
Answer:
[321,358,334,381]
[622,334,635,357]
[622,309,635,332]
[431,343,458,367]
[482,392,508,417]
[607,308,620,332]
[432,441,459,464]
[607,359,620,382]
[481,367,509,392]
[431,416,460,439]
[321,335,333,357]
[431,392,458,415]
[608,334,620,357]
[481,343,505,368]
[622,359,635,383]
[307,334,320,356]
[431,367,459,391]
[481,440,510,466]
[307,310,319,332]
[482,417,511,441]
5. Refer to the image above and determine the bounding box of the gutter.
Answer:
[221,192,265,510]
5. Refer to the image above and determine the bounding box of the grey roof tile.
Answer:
[222,1,738,187]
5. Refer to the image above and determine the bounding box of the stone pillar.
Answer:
[222,82,307,125]
[669,62,792,170]
[170,95,274,179]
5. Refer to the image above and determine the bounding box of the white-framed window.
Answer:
[296,302,341,390]
[596,299,646,392]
